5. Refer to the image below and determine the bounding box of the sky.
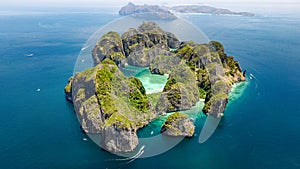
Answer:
[0,0,299,15]
[1,0,299,7]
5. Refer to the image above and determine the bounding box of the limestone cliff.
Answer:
[66,59,156,152]
[65,21,246,152]
[92,31,126,68]
[161,112,195,137]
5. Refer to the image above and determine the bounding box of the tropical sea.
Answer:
[0,6,300,169]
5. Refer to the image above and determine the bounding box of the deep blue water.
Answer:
[0,8,300,169]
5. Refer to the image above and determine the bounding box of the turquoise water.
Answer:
[0,8,300,169]
[122,65,169,94]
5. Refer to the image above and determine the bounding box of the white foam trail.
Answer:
[249,73,258,88]
[81,46,89,51]
[250,73,257,79]
[124,150,144,164]
[105,145,145,162]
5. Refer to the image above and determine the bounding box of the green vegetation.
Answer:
[64,77,73,93]
[92,31,126,67]
[161,111,195,137]
[75,67,96,81]
[95,61,117,118]
[162,112,189,129]
[110,51,126,60]
[212,80,228,93]
[128,85,149,112]
[199,88,207,99]
[76,88,86,101]
[147,92,162,107]
[163,77,177,92]
[129,77,146,95]
[209,41,227,63]
[203,93,228,114]
[166,112,188,123]
[94,58,153,129]
[225,56,242,75]
[104,112,136,129]
[196,68,211,99]
[176,44,194,60]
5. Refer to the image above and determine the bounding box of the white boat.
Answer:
[25,53,33,57]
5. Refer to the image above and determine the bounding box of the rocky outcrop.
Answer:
[161,112,195,137]
[64,77,73,102]
[152,58,199,114]
[119,2,177,20]
[121,28,151,56]
[121,22,181,67]
[92,31,126,68]
[101,125,138,153]
[174,40,246,117]
[138,22,168,48]
[69,59,156,152]
[166,32,180,49]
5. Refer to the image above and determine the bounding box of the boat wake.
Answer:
[105,145,145,162]
[249,73,258,89]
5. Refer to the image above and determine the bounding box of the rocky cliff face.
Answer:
[92,31,126,68]
[150,54,200,115]
[161,112,195,137]
[64,77,73,102]
[121,22,180,67]
[66,59,156,152]
[174,41,246,117]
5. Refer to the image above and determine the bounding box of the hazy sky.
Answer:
[1,0,300,15]
[2,0,299,6]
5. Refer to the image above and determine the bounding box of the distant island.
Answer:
[119,2,255,17]
[171,5,255,16]
[119,2,177,20]
[65,22,245,153]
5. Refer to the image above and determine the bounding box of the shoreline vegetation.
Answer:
[64,21,246,153]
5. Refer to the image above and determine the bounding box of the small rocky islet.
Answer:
[64,21,245,153]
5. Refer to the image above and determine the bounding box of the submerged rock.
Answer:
[161,112,195,137]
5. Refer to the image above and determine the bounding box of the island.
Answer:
[119,2,254,17]
[171,5,255,16]
[65,22,246,153]
[119,2,177,20]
